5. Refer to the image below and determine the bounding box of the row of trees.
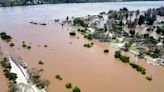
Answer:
[114,51,146,75]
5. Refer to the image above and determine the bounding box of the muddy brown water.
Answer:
[0,67,8,92]
[0,2,164,92]
[0,22,164,92]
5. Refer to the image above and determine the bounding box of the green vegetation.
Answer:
[55,74,62,80]
[114,51,121,58]
[3,69,17,82]
[29,68,49,89]
[0,32,12,42]
[104,49,109,53]
[92,28,110,42]
[120,55,129,63]
[65,82,72,89]
[84,34,92,40]
[0,57,17,83]
[78,28,86,33]
[73,86,80,92]
[130,63,146,75]
[36,80,45,89]
[38,60,44,65]
[74,18,88,28]
[114,51,129,63]
[70,32,76,36]
[84,43,94,48]
[114,51,146,74]
[145,76,152,81]
[22,41,33,49]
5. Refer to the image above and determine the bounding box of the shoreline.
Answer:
[0,1,163,7]
[72,15,164,67]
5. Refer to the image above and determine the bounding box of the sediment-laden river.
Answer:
[0,1,164,92]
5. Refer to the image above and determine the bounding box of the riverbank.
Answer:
[1,56,47,92]
[1,0,164,7]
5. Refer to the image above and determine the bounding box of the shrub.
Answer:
[27,45,31,49]
[0,32,12,42]
[70,32,76,36]
[38,60,44,65]
[1,58,11,69]
[37,83,44,89]
[55,74,62,80]
[120,55,129,63]
[78,29,86,33]
[84,44,91,48]
[9,42,15,47]
[65,82,72,89]
[36,78,49,89]
[3,69,17,82]
[84,43,93,48]
[91,42,94,45]
[114,51,121,58]
[44,45,48,47]
[145,76,152,81]
[104,49,109,53]
[84,34,92,40]
[40,68,44,72]
[22,42,27,48]
[73,86,80,92]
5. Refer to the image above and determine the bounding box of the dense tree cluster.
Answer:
[114,50,130,63]
[74,18,88,28]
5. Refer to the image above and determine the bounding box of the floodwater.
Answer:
[0,66,8,92]
[0,1,164,92]
[0,54,8,92]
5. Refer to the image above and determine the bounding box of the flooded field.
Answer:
[0,1,164,92]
